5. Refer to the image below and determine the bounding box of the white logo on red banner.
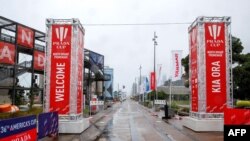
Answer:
[189,26,198,112]
[34,51,45,70]
[55,27,68,42]
[0,42,15,65]
[208,25,221,40]
[206,24,224,48]
[49,25,72,114]
[17,25,34,48]
[205,22,226,113]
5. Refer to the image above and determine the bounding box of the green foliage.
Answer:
[171,102,178,109]
[0,107,42,120]
[8,85,25,105]
[174,100,190,105]
[27,84,41,108]
[83,105,90,117]
[157,91,167,100]
[181,55,189,78]
[147,101,153,108]
[233,53,250,100]
[147,91,167,100]
[147,91,155,100]
[236,100,250,107]
[181,55,190,88]
[232,36,244,64]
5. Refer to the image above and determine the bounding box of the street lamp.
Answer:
[152,32,158,101]
[139,65,142,102]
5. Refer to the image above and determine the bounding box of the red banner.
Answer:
[50,25,72,114]
[0,41,15,65]
[77,27,84,114]
[17,25,34,48]
[34,51,45,70]
[0,115,37,141]
[150,72,155,90]
[205,23,227,113]
[190,27,198,112]
[0,129,37,141]
[224,108,250,125]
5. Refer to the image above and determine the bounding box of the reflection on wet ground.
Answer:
[96,100,171,141]
[43,99,223,141]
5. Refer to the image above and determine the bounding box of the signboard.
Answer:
[224,108,250,125]
[190,26,198,112]
[45,19,85,116]
[49,24,72,114]
[0,115,37,141]
[0,41,15,65]
[34,50,45,70]
[90,101,104,106]
[104,68,113,98]
[154,100,166,105]
[17,25,34,48]
[150,72,155,90]
[89,51,104,69]
[171,50,182,81]
[38,112,59,139]
[205,23,227,113]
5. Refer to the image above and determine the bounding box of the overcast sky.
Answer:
[1,0,249,94]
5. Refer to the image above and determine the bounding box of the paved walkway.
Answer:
[42,100,223,141]
[139,103,224,141]
[41,102,121,141]
[96,99,172,141]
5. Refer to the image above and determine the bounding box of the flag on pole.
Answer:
[145,77,150,92]
[171,50,182,81]
[150,72,155,90]
[157,64,162,86]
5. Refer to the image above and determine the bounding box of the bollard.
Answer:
[164,104,168,118]
[162,104,170,119]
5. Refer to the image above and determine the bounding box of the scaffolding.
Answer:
[188,17,232,119]
[45,18,85,119]
[0,16,45,105]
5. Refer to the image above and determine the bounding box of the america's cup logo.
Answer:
[208,25,221,40]
[55,27,68,42]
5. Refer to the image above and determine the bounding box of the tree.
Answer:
[181,36,250,99]
[8,84,25,105]
[181,55,189,87]
[233,53,250,100]
[232,37,244,64]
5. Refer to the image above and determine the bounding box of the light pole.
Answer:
[139,65,142,102]
[152,32,158,101]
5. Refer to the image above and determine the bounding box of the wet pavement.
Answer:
[96,100,171,141]
[42,99,223,141]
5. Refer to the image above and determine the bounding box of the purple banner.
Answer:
[38,112,59,139]
[0,115,37,141]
